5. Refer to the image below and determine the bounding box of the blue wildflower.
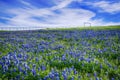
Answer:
[41,65,46,71]
[32,69,36,76]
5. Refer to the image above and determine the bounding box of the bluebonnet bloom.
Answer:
[74,69,77,75]
[96,77,99,80]
[3,65,8,72]
[23,70,27,75]
[33,64,36,68]
[111,78,115,80]
[62,54,66,61]
[56,76,60,80]
[80,56,84,61]
[22,44,30,48]
[63,74,67,80]
[87,73,90,77]
[38,67,41,71]
[98,49,103,53]
[24,63,30,70]
[86,58,91,63]
[94,72,97,77]
[22,76,24,80]
[13,54,17,60]
[5,59,10,66]
[44,75,49,80]
[17,53,22,58]
[55,72,59,77]
[71,76,74,80]
[0,52,2,55]
[41,65,46,71]
[32,68,36,76]
[18,66,23,72]
[16,75,20,80]
[100,64,102,69]
[36,57,39,62]
[62,70,68,80]
[49,73,55,79]
[13,68,16,72]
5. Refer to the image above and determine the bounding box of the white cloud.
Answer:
[21,0,31,6]
[0,0,120,29]
[46,9,96,26]
[2,7,97,27]
[20,0,37,9]
[51,0,73,10]
[88,1,120,13]
[103,22,120,26]
[51,0,83,10]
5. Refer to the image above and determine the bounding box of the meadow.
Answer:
[0,26,120,80]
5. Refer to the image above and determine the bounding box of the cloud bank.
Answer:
[0,0,120,28]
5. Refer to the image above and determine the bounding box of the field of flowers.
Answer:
[0,27,120,80]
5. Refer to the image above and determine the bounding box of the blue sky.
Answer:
[0,0,120,27]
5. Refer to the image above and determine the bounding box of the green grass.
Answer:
[0,25,120,32]
[46,25,120,30]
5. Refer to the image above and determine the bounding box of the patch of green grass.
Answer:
[46,25,120,30]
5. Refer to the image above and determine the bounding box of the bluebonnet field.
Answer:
[0,27,120,80]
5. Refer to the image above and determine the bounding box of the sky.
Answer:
[0,0,120,28]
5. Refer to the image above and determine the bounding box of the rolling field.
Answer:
[0,26,120,80]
